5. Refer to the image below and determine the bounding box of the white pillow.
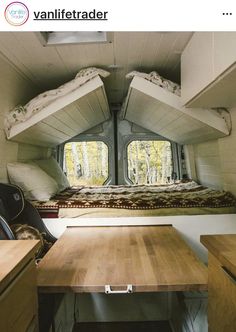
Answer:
[33,157,70,192]
[7,162,59,201]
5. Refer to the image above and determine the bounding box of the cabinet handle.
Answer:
[221,266,236,284]
[105,285,133,294]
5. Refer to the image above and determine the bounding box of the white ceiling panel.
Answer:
[0,32,193,106]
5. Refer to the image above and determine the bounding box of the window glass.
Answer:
[127,140,173,185]
[64,141,108,186]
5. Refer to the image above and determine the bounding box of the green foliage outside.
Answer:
[64,140,173,186]
[127,140,173,185]
[64,141,108,186]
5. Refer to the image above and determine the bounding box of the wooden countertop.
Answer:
[0,240,40,294]
[201,234,236,276]
[38,226,207,293]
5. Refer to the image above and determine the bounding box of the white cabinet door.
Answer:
[213,32,236,78]
[181,32,236,108]
[181,32,214,105]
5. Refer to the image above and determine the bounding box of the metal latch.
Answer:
[105,284,133,294]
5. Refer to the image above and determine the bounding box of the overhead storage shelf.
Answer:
[6,76,110,147]
[122,76,230,145]
[184,62,236,109]
[181,32,236,108]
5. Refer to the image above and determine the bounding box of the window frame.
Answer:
[62,138,111,186]
[124,137,178,185]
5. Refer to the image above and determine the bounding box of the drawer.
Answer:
[0,259,38,332]
[208,253,236,332]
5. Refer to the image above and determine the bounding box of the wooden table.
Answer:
[37,226,207,293]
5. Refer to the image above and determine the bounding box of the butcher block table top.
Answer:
[201,234,236,277]
[37,226,207,293]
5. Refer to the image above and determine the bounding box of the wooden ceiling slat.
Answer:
[0,32,193,106]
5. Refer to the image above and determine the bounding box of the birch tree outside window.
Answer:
[64,141,108,186]
[127,140,173,185]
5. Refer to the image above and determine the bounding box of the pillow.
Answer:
[7,162,58,201]
[33,157,70,192]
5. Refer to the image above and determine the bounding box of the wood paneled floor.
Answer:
[73,321,172,332]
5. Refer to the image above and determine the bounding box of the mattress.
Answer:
[126,70,181,96]
[31,181,236,218]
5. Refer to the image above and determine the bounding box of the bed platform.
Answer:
[5,69,110,147]
[32,181,236,219]
[122,75,230,144]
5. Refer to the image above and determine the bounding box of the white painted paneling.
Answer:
[218,107,236,196]
[42,116,78,137]
[11,126,63,147]
[64,104,90,129]
[0,167,8,183]
[0,48,52,183]
[185,140,222,189]
[182,32,236,108]
[53,108,87,133]
[181,32,214,105]
[7,77,111,147]
[17,143,51,161]
[0,32,72,89]
[185,64,236,108]
[213,32,236,78]
[185,107,236,196]
[0,32,193,106]
[122,76,230,145]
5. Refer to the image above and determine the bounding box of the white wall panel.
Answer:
[185,107,236,196]
[0,52,51,183]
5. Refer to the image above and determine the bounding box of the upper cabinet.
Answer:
[181,32,236,108]
[214,33,236,78]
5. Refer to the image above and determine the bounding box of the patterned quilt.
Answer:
[32,181,236,215]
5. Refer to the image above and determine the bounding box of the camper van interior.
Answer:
[0,31,236,332]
